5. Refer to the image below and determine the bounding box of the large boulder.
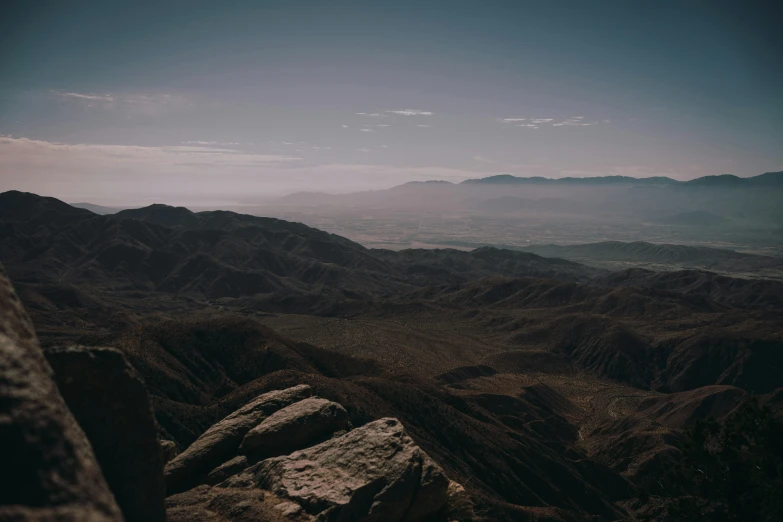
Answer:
[235,417,450,521]
[240,397,350,458]
[0,265,122,521]
[165,384,312,493]
[45,345,166,522]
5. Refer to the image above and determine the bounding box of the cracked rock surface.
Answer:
[248,417,450,521]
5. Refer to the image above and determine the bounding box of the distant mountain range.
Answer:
[275,171,783,227]
[458,171,783,187]
[278,170,783,203]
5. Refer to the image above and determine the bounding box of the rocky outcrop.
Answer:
[164,384,312,493]
[0,265,123,521]
[45,345,166,522]
[161,439,180,464]
[442,481,476,521]
[234,417,451,521]
[240,397,350,458]
[162,382,472,521]
[1,262,471,522]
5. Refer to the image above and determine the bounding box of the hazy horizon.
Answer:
[2,1,782,206]
[41,169,783,210]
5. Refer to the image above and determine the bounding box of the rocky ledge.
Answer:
[167,390,474,521]
[0,264,473,522]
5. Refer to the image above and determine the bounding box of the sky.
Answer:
[1,0,781,206]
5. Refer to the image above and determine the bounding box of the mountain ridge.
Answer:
[461,171,783,186]
[0,191,600,309]
[271,171,783,230]
[279,170,783,200]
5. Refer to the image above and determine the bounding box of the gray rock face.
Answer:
[240,397,350,458]
[45,345,166,522]
[249,417,450,522]
[165,384,312,493]
[0,265,122,521]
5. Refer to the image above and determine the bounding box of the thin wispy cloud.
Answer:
[553,116,598,127]
[360,128,374,132]
[53,92,115,102]
[356,112,388,117]
[0,136,299,164]
[50,90,189,117]
[0,136,304,202]
[500,115,607,128]
[415,124,432,128]
[0,135,536,202]
[183,141,241,146]
[269,141,332,152]
[385,109,433,116]
[500,117,552,126]
[355,144,391,153]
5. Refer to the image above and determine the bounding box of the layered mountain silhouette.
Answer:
[0,191,600,301]
[2,190,782,521]
[462,171,783,187]
[273,171,783,227]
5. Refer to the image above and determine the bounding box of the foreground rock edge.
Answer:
[0,264,123,521]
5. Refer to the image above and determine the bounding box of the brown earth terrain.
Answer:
[2,190,782,521]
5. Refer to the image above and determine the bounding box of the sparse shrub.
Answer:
[661,399,783,521]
